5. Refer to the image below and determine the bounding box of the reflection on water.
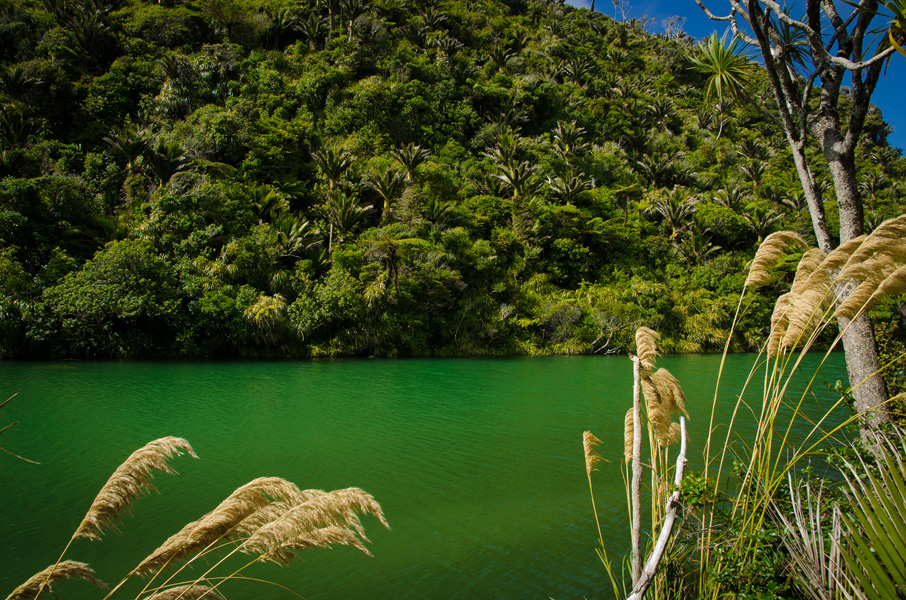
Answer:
[0,354,847,599]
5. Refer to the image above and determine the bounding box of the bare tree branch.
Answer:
[800,66,822,144]
[736,0,896,70]
[823,0,853,55]
[694,0,734,21]
[825,4,860,52]
[630,356,643,586]
[626,417,688,600]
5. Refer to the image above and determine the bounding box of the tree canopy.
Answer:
[1,0,904,359]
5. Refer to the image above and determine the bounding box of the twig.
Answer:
[627,417,688,600]
[0,443,41,464]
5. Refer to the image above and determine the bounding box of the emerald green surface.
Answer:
[0,354,846,599]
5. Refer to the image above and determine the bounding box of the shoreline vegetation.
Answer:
[580,2,906,592]
[584,217,906,599]
[1,0,904,360]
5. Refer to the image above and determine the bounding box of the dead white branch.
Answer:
[626,416,688,600]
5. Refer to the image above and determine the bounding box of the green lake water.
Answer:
[0,354,849,600]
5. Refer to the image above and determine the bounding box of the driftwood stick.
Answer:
[630,356,643,585]
[627,416,688,600]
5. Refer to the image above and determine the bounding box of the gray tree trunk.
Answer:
[741,0,890,429]
[815,118,890,426]
[839,315,890,427]
[786,136,833,252]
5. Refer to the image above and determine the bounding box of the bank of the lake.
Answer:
[0,354,849,600]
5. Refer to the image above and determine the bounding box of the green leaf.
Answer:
[840,444,906,599]
[842,513,895,600]
[688,32,752,103]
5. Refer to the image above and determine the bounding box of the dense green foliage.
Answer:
[1,0,904,358]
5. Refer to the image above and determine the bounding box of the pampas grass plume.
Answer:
[839,248,904,285]
[666,422,683,446]
[624,409,634,463]
[642,377,670,446]
[802,262,833,299]
[262,525,371,564]
[745,231,808,287]
[647,401,672,446]
[641,369,688,446]
[870,213,906,237]
[790,249,826,295]
[874,264,906,298]
[818,234,865,272]
[74,437,197,541]
[635,327,660,373]
[844,235,903,268]
[583,431,606,477]
[835,277,882,320]
[838,262,906,319]
[838,262,886,287]
[232,490,328,538]
[5,561,107,600]
[133,476,303,576]
[145,585,222,600]
[852,214,906,258]
[767,292,792,357]
[829,218,906,318]
[641,377,660,409]
[649,369,689,418]
[836,219,906,289]
[782,290,831,349]
[241,488,388,564]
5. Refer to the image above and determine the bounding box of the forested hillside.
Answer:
[1,0,904,358]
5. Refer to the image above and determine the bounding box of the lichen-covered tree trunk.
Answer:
[819,121,890,426]
[786,137,833,253]
[738,0,891,429]
[839,314,890,427]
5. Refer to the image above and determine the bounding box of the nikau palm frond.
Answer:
[772,476,844,600]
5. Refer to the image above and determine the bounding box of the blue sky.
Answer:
[564,0,906,151]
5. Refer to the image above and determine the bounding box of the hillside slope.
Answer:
[1,0,904,358]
